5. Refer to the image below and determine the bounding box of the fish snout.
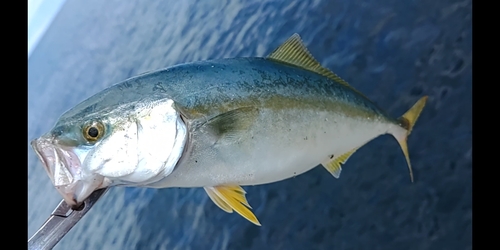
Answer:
[31,136,104,206]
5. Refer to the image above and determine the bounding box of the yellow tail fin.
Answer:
[395,96,428,182]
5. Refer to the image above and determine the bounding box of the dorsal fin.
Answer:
[267,34,366,97]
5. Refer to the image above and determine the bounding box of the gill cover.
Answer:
[86,99,187,185]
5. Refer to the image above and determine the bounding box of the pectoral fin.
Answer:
[203,107,259,145]
[204,185,261,226]
[322,148,358,178]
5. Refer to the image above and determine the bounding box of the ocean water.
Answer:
[28,0,472,249]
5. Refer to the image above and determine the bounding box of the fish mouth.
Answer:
[31,135,104,206]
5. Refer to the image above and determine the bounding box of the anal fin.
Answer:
[204,185,261,226]
[322,148,358,178]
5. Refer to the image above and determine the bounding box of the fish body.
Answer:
[31,34,427,225]
[139,57,400,188]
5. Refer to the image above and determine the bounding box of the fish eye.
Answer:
[83,121,105,142]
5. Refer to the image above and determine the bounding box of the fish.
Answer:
[31,34,427,226]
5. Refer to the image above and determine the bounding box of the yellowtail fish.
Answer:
[31,34,427,226]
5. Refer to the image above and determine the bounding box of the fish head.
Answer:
[31,98,187,206]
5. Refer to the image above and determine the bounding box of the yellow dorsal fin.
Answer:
[204,186,261,226]
[267,33,357,91]
[322,148,358,178]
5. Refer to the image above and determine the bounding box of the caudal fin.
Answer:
[395,96,428,182]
